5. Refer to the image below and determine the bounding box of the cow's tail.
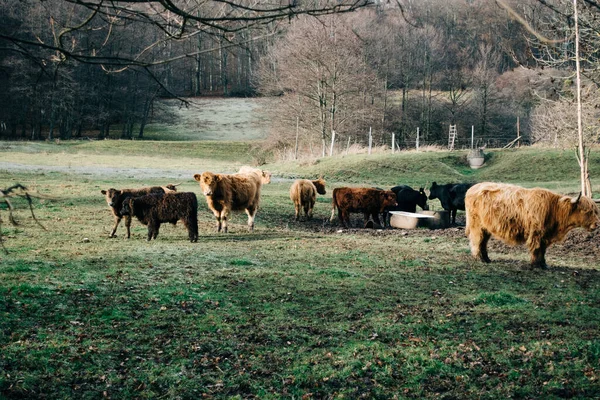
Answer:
[330,189,339,223]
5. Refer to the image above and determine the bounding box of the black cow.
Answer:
[121,192,198,242]
[383,185,429,227]
[428,182,475,224]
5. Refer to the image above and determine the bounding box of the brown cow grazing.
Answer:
[238,166,272,185]
[120,192,198,242]
[290,178,326,221]
[101,184,178,238]
[330,187,397,228]
[194,171,262,233]
[465,182,600,269]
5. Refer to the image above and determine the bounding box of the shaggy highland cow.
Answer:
[289,178,326,221]
[465,182,600,268]
[101,184,178,238]
[194,171,263,233]
[121,192,198,242]
[237,166,272,185]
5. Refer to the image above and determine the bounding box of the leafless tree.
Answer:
[256,13,382,158]
[512,0,599,196]
[0,184,47,254]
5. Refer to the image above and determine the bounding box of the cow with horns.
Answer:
[465,182,600,269]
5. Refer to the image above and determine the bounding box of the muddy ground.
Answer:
[306,214,600,270]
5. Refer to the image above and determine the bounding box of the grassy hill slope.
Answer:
[2,140,598,194]
[269,147,600,193]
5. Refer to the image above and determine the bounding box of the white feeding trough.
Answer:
[389,210,450,230]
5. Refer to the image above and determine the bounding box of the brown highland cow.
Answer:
[465,182,600,268]
[289,178,326,221]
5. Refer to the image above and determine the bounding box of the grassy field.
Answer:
[142,98,269,141]
[1,129,600,398]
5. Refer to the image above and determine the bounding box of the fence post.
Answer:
[392,132,395,154]
[416,127,420,151]
[294,116,299,160]
[471,125,474,149]
[329,130,336,156]
[368,127,372,155]
[346,136,351,154]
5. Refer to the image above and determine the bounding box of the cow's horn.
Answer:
[571,192,582,204]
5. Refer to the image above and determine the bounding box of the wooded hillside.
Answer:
[1,0,599,150]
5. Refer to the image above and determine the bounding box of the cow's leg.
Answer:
[245,206,257,232]
[305,201,313,220]
[330,206,337,223]
[363,212,371,227]
[109,216,121,238]
[222,208,231,233]
[479,231,491,263]
[294,202,301,221]
[211,209,222,232]
[152,223,160,240]
[124,215,132,239]
[146,222,156,241]
[371,212,381,227]
[339,210,349,228]
[469,226,492,263]
[451,209,457,225]
[185,214,199,242]
[529,236,548,269]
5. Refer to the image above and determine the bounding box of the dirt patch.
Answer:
[299,213,599,269]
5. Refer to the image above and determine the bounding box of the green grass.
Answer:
[143,98,269,141]
[1,139,600,398]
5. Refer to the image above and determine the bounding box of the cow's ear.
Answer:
[101,190,106,195]
[193,174,202,182]
[571,192,582,205]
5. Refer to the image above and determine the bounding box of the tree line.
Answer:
[1,0,599,151]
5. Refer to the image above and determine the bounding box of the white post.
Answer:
[392,133,395,154]
[294,116,299,160]
[346,136,351,154]
[329,130,336,156]
[368,127,372,155]
[471,125,474,149]
[416,127,420,151]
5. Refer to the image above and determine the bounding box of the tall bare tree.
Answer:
[513,0,598,196]
[256,13,381,157]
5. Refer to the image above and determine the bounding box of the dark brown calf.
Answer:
[120,192,198,242]
[330,187,397,228]
[101,184,177,238]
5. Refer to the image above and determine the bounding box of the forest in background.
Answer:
[1,0,600,153]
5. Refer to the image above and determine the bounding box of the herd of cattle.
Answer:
[102,166,600,269]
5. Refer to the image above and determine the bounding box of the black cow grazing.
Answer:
[101,184,178,238]
[428,182,475,224]
[121,192,198,242]
[383,185,429,227]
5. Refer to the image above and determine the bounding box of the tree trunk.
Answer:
[138,95,154,139]
[573,0,592,197]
